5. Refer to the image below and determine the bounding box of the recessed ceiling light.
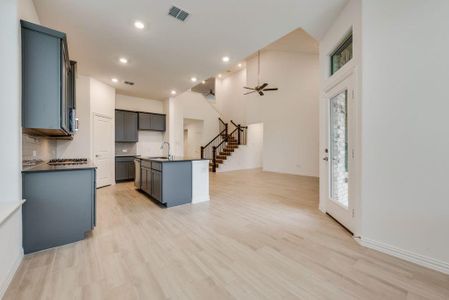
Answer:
[191,77,197,82]
[119,57,128,64]
[201,80,206,84]
[134,21,145,29]
[217,74,222,78]
[222,56,230,63]
[238,63,242,68]
[111,78,118,83]
[171,90,177,95]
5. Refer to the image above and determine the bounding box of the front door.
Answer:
[323,75,355,232]
[93,114,113,188]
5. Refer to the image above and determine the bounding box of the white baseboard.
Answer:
[0,248,24,299]
[356,237,449,275]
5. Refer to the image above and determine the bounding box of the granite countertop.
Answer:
[22,161,96,173]
[139,156,209,163]
[115,154,141,157]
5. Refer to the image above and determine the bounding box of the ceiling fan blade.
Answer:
[258,91,264,96]
[262,88,278,91]
[244,91,256,95]
[243,87,255,90]
[258,83,268,90]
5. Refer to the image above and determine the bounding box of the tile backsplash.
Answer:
[22,133,57,161]
[115,132,164,157]
[115,142,137,155]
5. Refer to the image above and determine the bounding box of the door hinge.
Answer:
[352,209,355,218]
[352,149,355,159]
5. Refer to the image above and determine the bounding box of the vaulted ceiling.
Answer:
[34,0,348,100]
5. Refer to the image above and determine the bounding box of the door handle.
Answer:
[323,157,328,161]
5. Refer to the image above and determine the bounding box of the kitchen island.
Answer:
[137,157,209,208]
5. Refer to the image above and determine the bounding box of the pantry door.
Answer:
[93,114,113,188]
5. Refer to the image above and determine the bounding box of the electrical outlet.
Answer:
[122,149,128,153]
[32,150,37,157]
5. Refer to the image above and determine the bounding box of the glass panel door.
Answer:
[329,90,349,207]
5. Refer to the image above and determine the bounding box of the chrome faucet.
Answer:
[160,141,173,160]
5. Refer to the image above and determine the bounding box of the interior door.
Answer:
[323,75,355,232]
[93,114,113,188]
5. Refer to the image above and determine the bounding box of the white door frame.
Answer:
[92,113,114,188]
[319,66,361,236]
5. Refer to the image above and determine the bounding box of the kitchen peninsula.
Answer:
[136,157,209,208]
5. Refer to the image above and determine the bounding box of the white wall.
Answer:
[169,91,220,157]
[90,78,115,118]
[183,119,204,159]
[215,69,247,124]
[115,94,165,157]
[18,0,39,23]
[116,94,163,113]
[360,0,449,272]
[0,0,39,296]
[217,123,264,172]
[246,50,320,177]
[214,30,320,176]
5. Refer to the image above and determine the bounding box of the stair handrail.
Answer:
[202,127,227,150]
[230,120,248,130]
[229,120,248,145]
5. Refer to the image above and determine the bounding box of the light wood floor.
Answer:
[5,169,449,299]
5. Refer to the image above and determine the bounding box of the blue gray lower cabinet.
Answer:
[139,160,192,208]
[22,168,96,254]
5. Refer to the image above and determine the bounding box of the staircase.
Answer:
[201,118,247,172]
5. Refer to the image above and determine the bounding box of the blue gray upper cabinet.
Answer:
[138,112,166,131]
[21,20,76,137]
[115,110,138,142]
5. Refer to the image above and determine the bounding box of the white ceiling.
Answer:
[34,0,348,100]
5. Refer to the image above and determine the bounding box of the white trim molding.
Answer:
[355,237,449,275]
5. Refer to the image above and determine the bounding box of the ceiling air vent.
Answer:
[168,6,190,22]
[124,81,134,86]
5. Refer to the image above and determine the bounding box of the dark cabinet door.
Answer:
[21,20,74,137]
[146,168,152,195]
[141,167,147,192]
[128,161,135,180]
[68,61,77,133]
[138,113,151,130]
[115,110,124,142]
[115,161,129,181]
[138,113,166,131]
[151,170,162,202]
[124,111,138,142]
[60,43,69,133]
[150,114,166,131]
[115,110,138,142]
[141,167,152,194]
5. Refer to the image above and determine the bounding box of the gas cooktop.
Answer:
[48,158,88,166]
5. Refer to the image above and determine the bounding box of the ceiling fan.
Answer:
[243,50,278,96]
